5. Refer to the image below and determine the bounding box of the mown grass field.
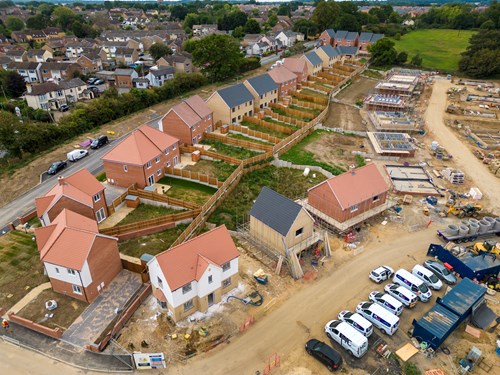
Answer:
[392,29,475,72]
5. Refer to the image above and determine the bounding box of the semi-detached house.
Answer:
[159,94,213,145]
[35,209,122,303]
[25,78,89,110]
[243,73,278,109]
[148,225,239,322]
[206,83,254,125]
[301,51,323,77]
[101,124,180,189]
[267,66,298,97]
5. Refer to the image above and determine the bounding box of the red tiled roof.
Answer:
[283,57,307,74]
[153,287,167,302]
[35,209,112,271]
[267,66,297,84]
[101,124,179,166]
[35,169,105,217]
[310,163,389,210]
[185,95,212,119]
[154,225,239,291]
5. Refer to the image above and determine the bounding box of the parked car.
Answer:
[338,310,373,337]
[94,79,105,85]
[67,149,88,162]
[324,320,368,358]
[47,160,67,175]
[90,135,109,149]
[412,264,443,290]
[87,77,97,84]
[305,339,342,372]
[59,104,70,112]
[384,283,418,308]
[423,259,457,285]
[369,291,403,316]
[369,266,394,283]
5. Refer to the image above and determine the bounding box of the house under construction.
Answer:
[368,111,422,132]
[364,94,408,111]
[367,132,416,157]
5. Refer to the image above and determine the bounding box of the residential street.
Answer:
[424,79,500,214]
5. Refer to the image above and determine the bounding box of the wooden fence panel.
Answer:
[163,168,220,187]
[129,189,199,209]
[204,132,273,152]
[242,116,294,135]
[180,145,242,165]
[264,109,309,128]
[290,98,326,110]
[228,124,280,144]
[268,104,314,122]
[301,81,330,94]
[289,90,328,105]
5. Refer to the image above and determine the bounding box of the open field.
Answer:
[159,176,217,206]
[17,289,87,330]
[116,204,185,226]
[209,166,326,230]
[118,223,189,257]
[393,29,475,72]
[0,231,48,310]
[183,160,238,182]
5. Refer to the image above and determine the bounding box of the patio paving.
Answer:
[62,270,142,348]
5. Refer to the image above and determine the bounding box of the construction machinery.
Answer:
[447,203,483,218]
[471,240,499,255]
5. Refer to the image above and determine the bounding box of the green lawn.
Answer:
[200,140,262,159]
[209,166,327,230]
[280,131,346,176]
[158,176,217,205]
[228,133,273,145]
[392,29,475,72]
[117,204,185,226]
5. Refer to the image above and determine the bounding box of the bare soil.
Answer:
[324,103,366,131]
[335,76,378,103]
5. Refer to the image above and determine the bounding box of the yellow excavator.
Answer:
[447,203,482,218]
[471,240,499,256]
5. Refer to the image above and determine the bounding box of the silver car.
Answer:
[423,260,457,285]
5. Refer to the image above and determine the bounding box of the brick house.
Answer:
[358,32,384,53]
[159,95,213,145]
[243,73,279,109]
[101,124,180,189]
[283,57,309,82]
[206,83,254,125]
[307,163,390,223]
[301,51,323,76]
[148,225,239,322]
[320,29,336,46]
[35,209,122,303]
[76,50,103,73]
[334,31,359,47]
[113,68,138,89]
[38,62,80,82]
[35,169,109,226]
[267,66,298,97]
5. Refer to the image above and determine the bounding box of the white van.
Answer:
[393,269,432,302]
[338,310,373,337]
[324,320,368,358]
[412,264,443,290]
[67,149,88,161]
[369,292,403,316]
[356,301,400,335]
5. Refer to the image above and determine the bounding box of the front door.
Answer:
[207,293,214,307]
[148,174,155,186]
[192,136,197,144]
[173,156,178,166]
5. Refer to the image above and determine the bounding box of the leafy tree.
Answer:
[190,34,244,82]
[267,13,278,28]
[232,26,245,39]
[312,1,341,30]
[244,18,261,34]
[149,43,173,60]
[293,19,319,38]
[480,20,496,29]
[170,5,188,21]
[338,14,360,32]
[4,71,26,98]
[52,6,76,30]
[411,53,422,67]
[26,14,48,29]
[6,16,24,31]
[0,111,22,158]
[277,4,291,17]
[397,51,408,64]
[368,38,398,66]
[72,21,97,38]
[218,10,247,31]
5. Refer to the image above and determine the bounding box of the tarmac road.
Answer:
[0,114,163,233]
[424,79,500,215]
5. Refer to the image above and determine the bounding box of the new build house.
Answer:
[301,51,323,76]
[206,83,254,125]
[101,124,180,189]
[159,95,214,145]
[315,44,339,68]
[243,73,279,109]
[35,169,109,226]
[283,57,309,83]
[35,209,122,303]
[148,225,239,322]
[267,66,298,97]
[307,163,390,224]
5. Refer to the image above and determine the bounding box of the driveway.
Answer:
[424,79,500,214]
[62,270,142,348]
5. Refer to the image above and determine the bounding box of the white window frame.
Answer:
[72,285,82,294]
[182,283,192,294]
[157,169,162,176]
[166,161,171,167]
[373,195,380,202]
[93,193,101,203]
[222,262,230,272]
[96,207,106,223]
[155,156,160,163]
[295,227,304,237]
[350,204,359,213]
[172,144,177,150]
[165,147,169,155]
[123,165,128,172]
[208,275,213,284]
[146,161,152,169]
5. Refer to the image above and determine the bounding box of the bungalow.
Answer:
[250,187,319,279]
[267,66,298,97]
[319,29,336,46]
[159,94,213,145]
[307,163,390,224]
[241,34,263,47]
[145,66,175,87]
[148,225,239,322]
[301,52,322,78]
[283,57,308,82]
[35,169,108,226]
[35,209,122,303]
[25,78,89,111]
[101,124,180,189]
[114,68,138,89]
[206,83,254,125]
[246,41,272,56]
[192,24,218,37]
[243,73,279,109]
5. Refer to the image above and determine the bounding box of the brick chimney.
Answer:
[57,176,65,186]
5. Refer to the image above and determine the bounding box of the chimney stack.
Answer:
[57,176,65,186]
[350,165,356,175]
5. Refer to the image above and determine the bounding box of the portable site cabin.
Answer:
[412,303,460,350]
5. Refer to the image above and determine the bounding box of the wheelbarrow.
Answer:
[253,269,268,285]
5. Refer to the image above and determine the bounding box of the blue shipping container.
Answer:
[437,278,486,325]
[412,303,460,350]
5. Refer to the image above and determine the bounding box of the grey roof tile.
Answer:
[246,73,278,96]
[217,83,254,108]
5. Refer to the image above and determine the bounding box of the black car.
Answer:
[90,135,109,149]
[305,339,342,372]
[59,104,70,112]
[47,160,67,175]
